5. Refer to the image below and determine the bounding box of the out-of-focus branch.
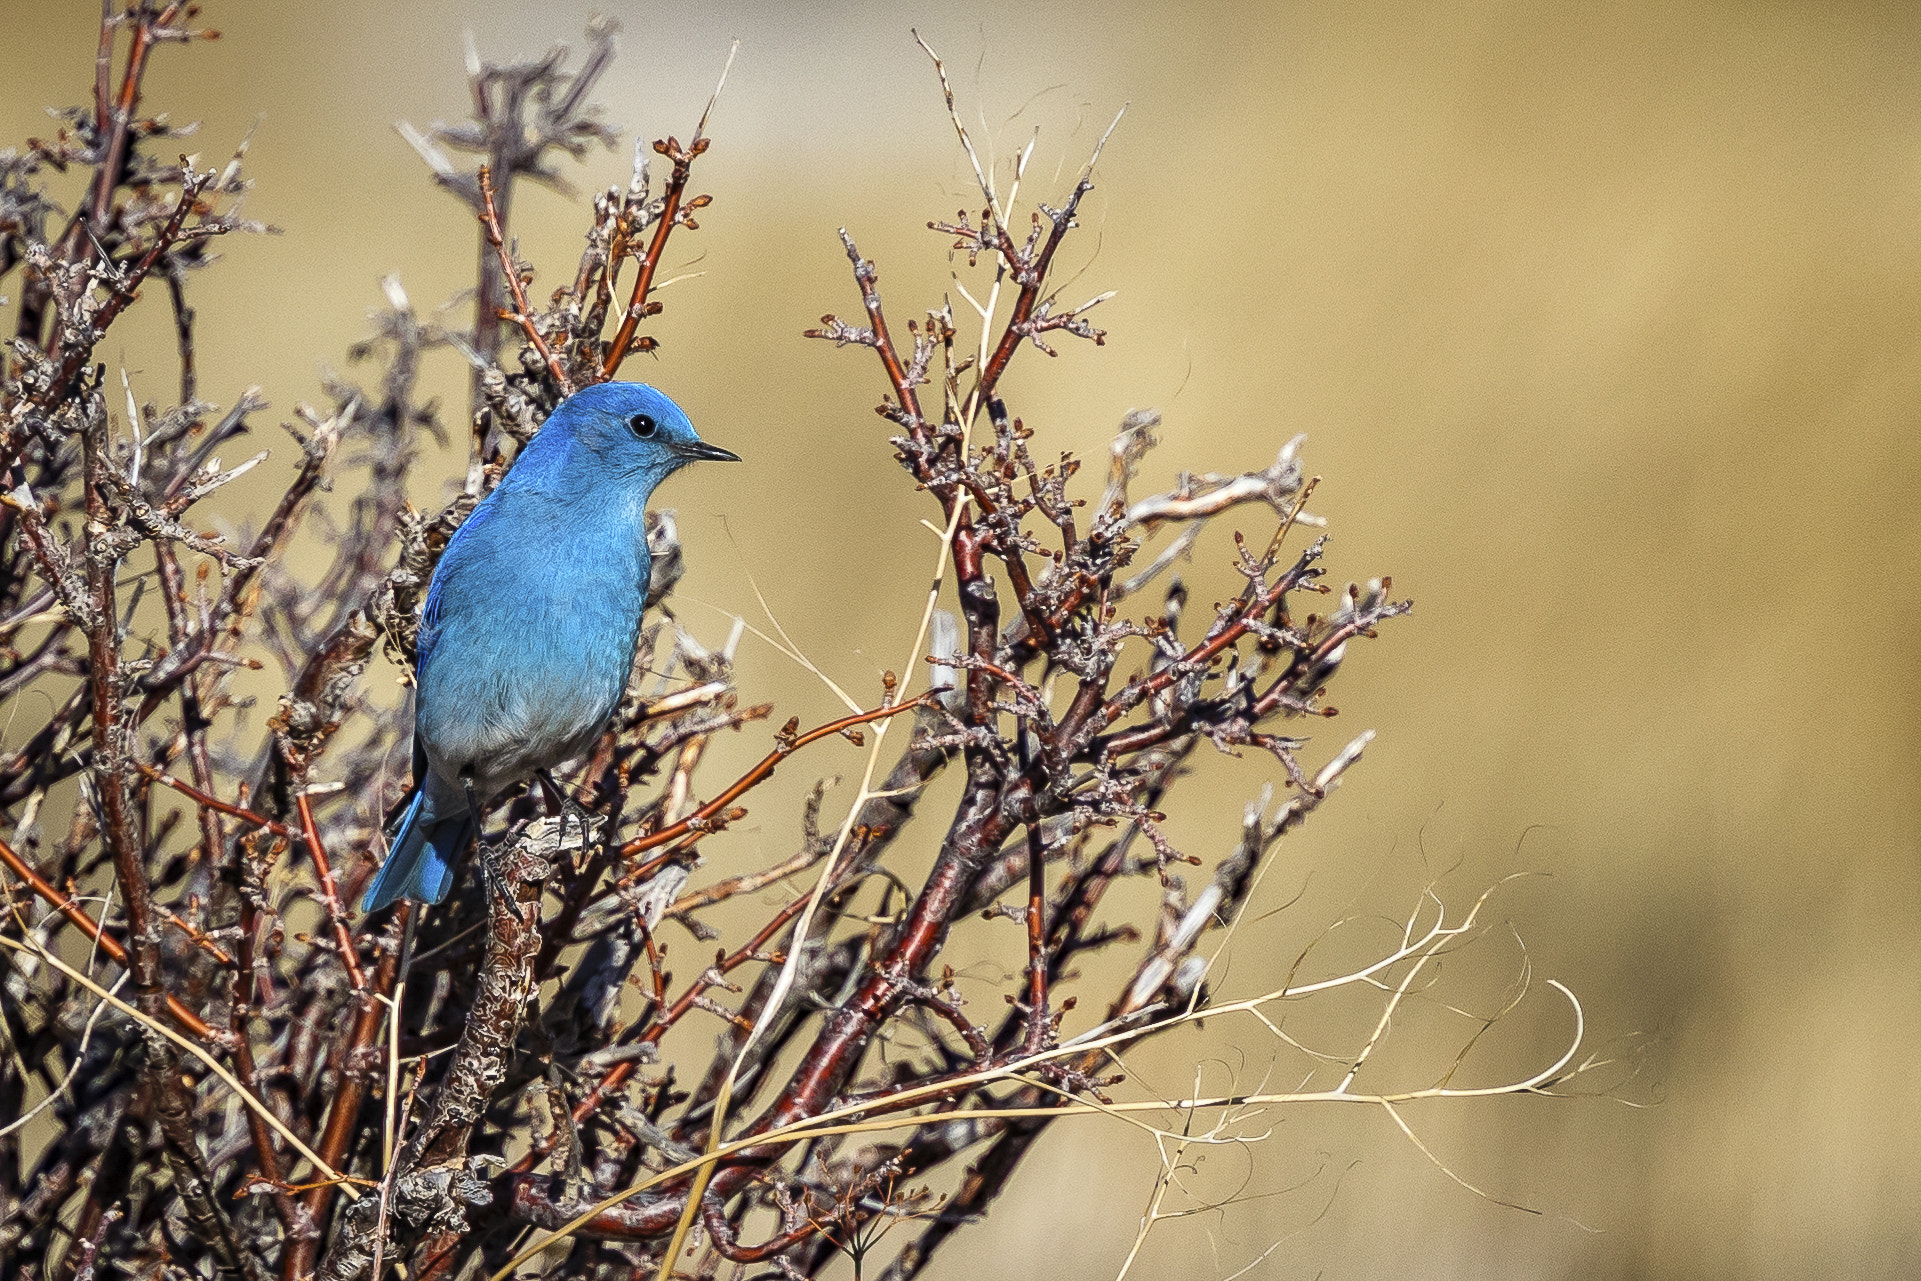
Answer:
[398,20,619,415]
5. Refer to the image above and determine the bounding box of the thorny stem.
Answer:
[1022,801,1049,1056]
[10,170,221,472]
[477,165,572,395]
[83,398,160,1015]
[14,2,184,355]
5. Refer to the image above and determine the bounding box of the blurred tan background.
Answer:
[8,1,1921,1277]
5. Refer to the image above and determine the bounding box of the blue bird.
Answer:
[361,382,738,913]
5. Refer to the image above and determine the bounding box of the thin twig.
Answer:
[477,163,573,393]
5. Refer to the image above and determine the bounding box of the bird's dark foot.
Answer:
[534,769,568,816]
[476,840,508,905]
[534,771,599,860]
[558,797,599,859]
[462,770,514,904]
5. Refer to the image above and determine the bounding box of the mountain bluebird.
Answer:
[360,381,738,913]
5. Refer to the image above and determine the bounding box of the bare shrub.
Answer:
[0,10,1598,1280]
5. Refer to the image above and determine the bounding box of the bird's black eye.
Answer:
[628,413,658,439]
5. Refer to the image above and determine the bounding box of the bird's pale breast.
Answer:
[415,486,648,796]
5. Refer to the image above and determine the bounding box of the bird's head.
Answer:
[534,382,740,485]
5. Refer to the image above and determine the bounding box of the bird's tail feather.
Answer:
[360,786,473,912]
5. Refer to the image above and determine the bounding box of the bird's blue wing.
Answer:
[415,501,500,680]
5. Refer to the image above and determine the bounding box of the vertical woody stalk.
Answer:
[81,394,157,1017]
[84,396,257,1279]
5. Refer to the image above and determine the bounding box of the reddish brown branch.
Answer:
[136,761,297,840]
[1022,814,1049,1056]
[477,164,573,394]
[161,910,234,967]
[227,865,297,1233]
[974,178,1097,405]
[151,542,225,901]
[836,230,930,450]
[616,698,929,858]
[512,890,814,1180]
[296,793,365,992]
[0,834,214,1040]
[639,920,670,1011]
[284,903,409,1281]
[83,4,188,242]
[640,893,809,1046]
[83,403,164,1015]
[1079,544,1324,750]
[601,134,707,378]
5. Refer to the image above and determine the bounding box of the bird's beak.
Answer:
[673,439,741,463]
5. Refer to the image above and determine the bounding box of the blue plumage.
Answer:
[361,382,738,913]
